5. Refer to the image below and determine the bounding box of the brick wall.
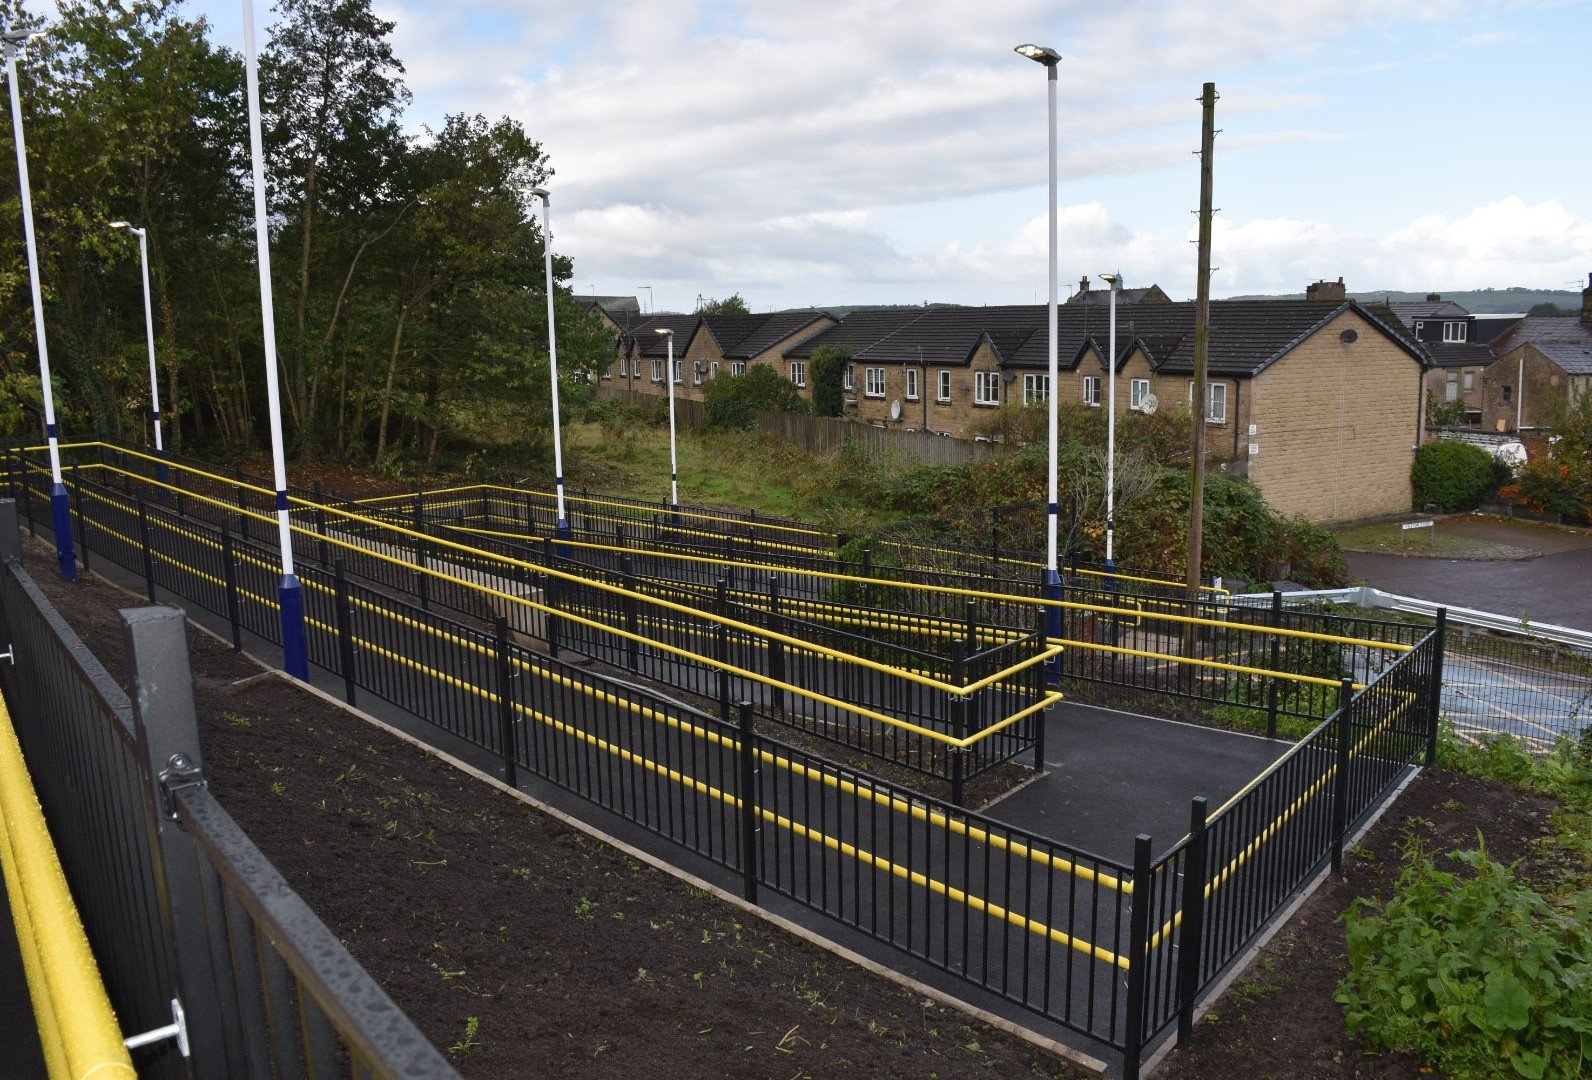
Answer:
[1246,309,1421,522]
[1480,345,1580,433]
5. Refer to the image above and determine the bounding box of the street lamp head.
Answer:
[1,26,45,50]
[1098,273,1121,288]
[654,328,673,339]
[527,186,549,200]
[1014,43,1060,66]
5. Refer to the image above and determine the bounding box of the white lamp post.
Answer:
[526,187,570,540]
[241,0,308,679]
[1099,272,1121,573]
[655,327,680,519]
[109,220,172,492]
[1015,42,1062,655]
[4,25,76,581]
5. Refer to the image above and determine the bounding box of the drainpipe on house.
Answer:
[1516,354,1524,433]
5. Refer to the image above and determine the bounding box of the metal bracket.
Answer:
[0,644,12,665]
[157,753,207,821]
[124,997,190,1057]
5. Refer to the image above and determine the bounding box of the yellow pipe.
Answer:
[0,697,137,1080]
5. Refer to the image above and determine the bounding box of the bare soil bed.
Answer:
[19,536,1083,1080]
[18,534,1567,1078]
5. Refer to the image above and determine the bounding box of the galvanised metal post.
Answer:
[1122,833,1154,1080]
[1101,272,1121,576]
[655,328,681,525]
[528,188,570,544]
[241,0,308,679]
[1014,43,1062,679]
[4,26,76,580]
[109,221,171,497]
[1176,797,1210,1041]
[1330,677,1354,875]
[1425,609,1447,766]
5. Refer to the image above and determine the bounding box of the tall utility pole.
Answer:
[1187,83,1217,608]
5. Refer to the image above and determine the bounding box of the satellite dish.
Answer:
[889,399,903,421]
[1140,393,1159,415]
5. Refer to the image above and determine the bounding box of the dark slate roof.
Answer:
[1538,342,1592,375]
[723,311,831,358]
[1489,315,1592,365]
[1424,342,1495,369]
[574,295,641,315]
[1385,300,1469,323]
[630,314,703,357]
[782,308,927,359]
[851,306,1046,367]
[1067,284,1173,306]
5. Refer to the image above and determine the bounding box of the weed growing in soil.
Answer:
[449,1016,480,1056]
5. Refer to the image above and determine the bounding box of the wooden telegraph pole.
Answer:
[1188,83,1217,606]
[1183,83,1217,677]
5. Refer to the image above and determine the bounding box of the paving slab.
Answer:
[984,702,1291,864]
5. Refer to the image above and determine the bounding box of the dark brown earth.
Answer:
[18,533,1566,1079]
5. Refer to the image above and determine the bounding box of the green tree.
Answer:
[1426,389,1469,428]
[809,345,849,417]
[697,293,749,315]
[702,364,808,430]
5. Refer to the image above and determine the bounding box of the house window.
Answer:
[1502,385,1512,405]
[1463,370,1474,391]
[1201,382,1228,424]
[672,359,683,384]
[790,361,806,388]
[710,361,720,380]
[1446,372,1460,402]
[844,364,854,392]
[731,361,746,376]
[973,371,1001,406]
[1412,320,1425,337]
[1130,378,1150,410]
[692,362,703,386]
[1443,321,1467,343]
[633,359,641,378]
[601,361,612,380]
[1082,376,1101,407]
[905,368,919,400]
[1022,374,1049,406]
[651,358,663,383]
[865,367,886,398]
[937,370,952,403]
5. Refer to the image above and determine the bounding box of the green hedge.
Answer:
[1412,440,1500,511]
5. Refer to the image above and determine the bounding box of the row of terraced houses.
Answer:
[583,274,1592,525]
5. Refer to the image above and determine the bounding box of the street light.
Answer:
[526,187,570,541]
[241,0,308,679]
[1099,273,1121,575]
[109,221,172,494]
[1015,42,1062,660]
[4,24,76,581]
[655,328,680,520]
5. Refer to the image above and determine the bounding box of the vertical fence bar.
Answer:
[1176,797,1209,1040]
[1121,833,1154,1080]
[949,640,967,807]
[333,559,357,705]
[312,480,330,568]
[70,462,89,573]
[620,553,639,671]
[1425,610,1446,766]
[543,538,561,659]
[494,616,519,789]
[137,496,156,602]
[221,517,242,650]
[766,577,785,714]
[1265,590,1282,737]
[716,578,731,724]
[737,701,759,904]
[1330,677,1354,875]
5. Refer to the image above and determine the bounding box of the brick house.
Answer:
[1480,276,1592,433]
[1374,294,1504,427]
[605,310,833,399]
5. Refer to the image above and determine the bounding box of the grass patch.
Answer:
[1333,520,1527,557]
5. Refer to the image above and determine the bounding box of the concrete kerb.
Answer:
[65,553,1115,1079]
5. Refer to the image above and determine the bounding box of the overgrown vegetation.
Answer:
[1501,394,1592,524]
[1413,440,1507,511]
[701,365,809,431]
[809,346,850,418]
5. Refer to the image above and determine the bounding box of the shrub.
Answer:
[704,395,758,432]
[809,346,850,418]
[1412,440,1500,511]
[1338,838,1592,1080]
[702,364,809,431]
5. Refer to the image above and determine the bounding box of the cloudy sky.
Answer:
[202,0,1592,312]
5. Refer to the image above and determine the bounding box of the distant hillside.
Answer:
[1223,286,1583,314]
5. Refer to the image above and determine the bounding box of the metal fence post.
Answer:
[123,605,235,1077]
[220,518,242,650]
[312,480,330,568]
[1121,833,1155,1080]
[715,578,731,724]
[737,701,759,904]
[1425,609,1447,766]
[1331,677,1354,875]
[1176,797,1210,1041]
[137,496,156,602]
[766,576,786,714]
[949,639,967,807]
[1,498,19,560]
[333,559,357,705]
[494,616,519,788]
[620,553,640,671]
[70,462,89,573]
[543,537,561,659]
[1266,590,1283,738]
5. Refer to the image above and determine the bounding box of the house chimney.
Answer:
[1426,293,1442,302]
[1305,277,1346,302]
[1582,272,1592,328]
[1078,275,1091,295]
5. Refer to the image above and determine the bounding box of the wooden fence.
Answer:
[595,386,993,468]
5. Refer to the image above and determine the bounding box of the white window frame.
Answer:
[843,364,854,392]
[974,371,1001,406]
[672,359,683,384]
[905,368,919,401]
[1463,370,1474,391]
[731,361,746,376]
[1445,372,1460,401]
[710,361,720,380]
[651,358,663,383]
[600,361,612,380]
[1189,381,1227,424]
[1082,375,1101,407]
[1130,378,1150,410]
[1442,321,1467,343]
[1412,320,1425,337]
[692,362,703,386]
[864,366,886,398]
[790,361,807,388]
[937,370,952,403]
[1022,373,1049,407]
